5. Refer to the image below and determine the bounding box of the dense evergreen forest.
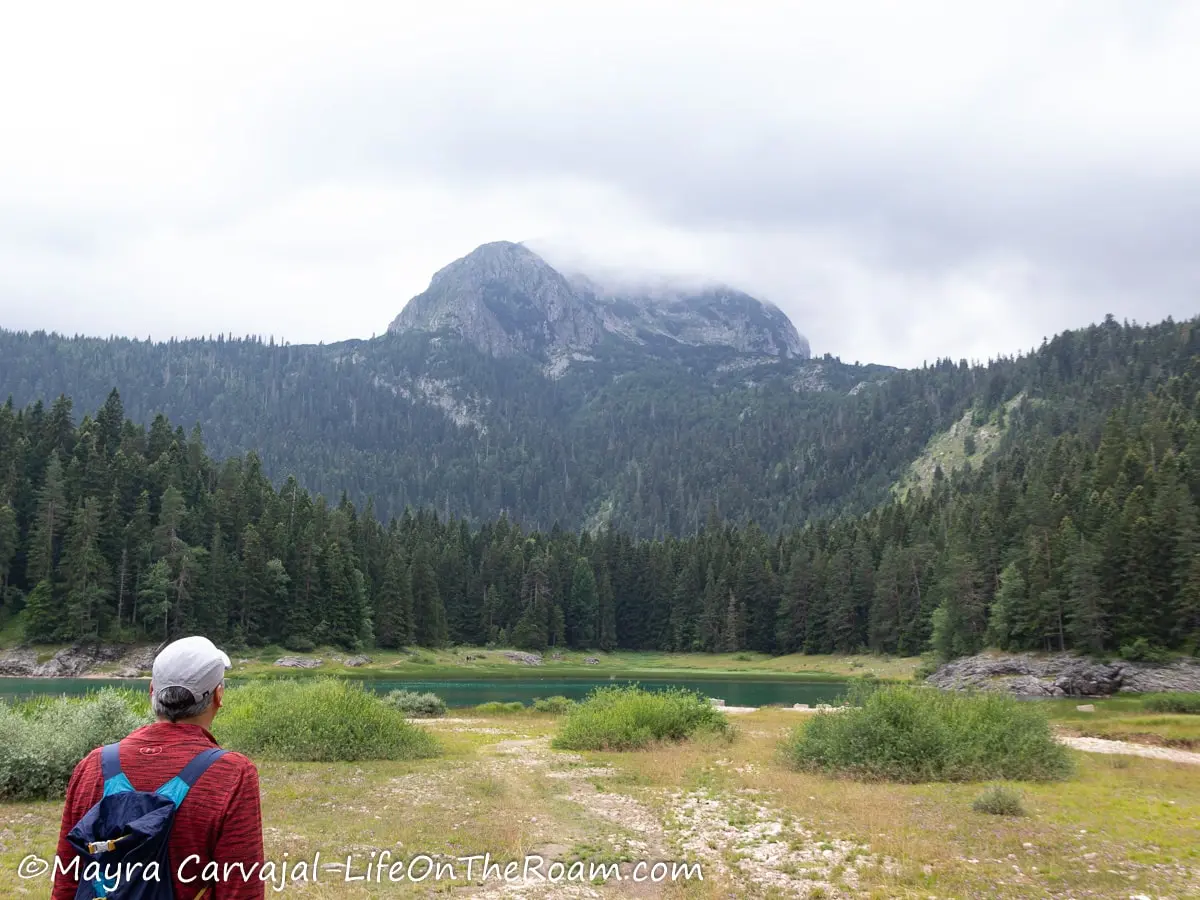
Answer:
[0,326,970,535]
[0,315,1197,659]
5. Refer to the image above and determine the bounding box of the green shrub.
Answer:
[913,654,941,682]
[384,690,448,718]
[552,685,730,751]
[972,785,1026,816]
[215,679,439,762]
[781,684,1072,783]
[0,689,150,801]
[476,701,526,714]
[1119,637,1173,663]
[532,695,575,714]
[1144,693,1200,714]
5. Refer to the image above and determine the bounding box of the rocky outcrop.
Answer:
[343,655,371,667]
[927,653,1200,697]
[0,644,155,678]
[503,651,543,666]
[274,656,323,669]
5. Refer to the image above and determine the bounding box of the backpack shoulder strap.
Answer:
[156,747,228,808]
[100,742,122,779]
[100,742,135,797]
[175,748,228,788]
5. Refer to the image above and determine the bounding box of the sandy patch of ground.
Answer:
[1060,735,1200,766]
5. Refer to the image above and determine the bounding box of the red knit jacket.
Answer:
[53,722,265,900]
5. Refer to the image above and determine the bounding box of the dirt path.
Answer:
[1060,735,1200,766]
[465,735,670,898]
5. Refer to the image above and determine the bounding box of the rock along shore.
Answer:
[0,643,158,678]
[927,652,1200,697]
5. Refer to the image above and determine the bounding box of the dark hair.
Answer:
[152,685,214,722]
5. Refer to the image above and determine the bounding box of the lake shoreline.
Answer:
[0,643,918,681]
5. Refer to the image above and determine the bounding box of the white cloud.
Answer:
[1,1,1197,367]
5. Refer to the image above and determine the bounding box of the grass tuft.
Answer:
[215,678,440,762]
[782,683,1073,783]
[531,695,576,714]
[552,685,730,751]
[972,784,1027,816]
[475,701,527,714]
[1144,693,1200,715]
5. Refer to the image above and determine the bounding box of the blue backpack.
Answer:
[65,742,226,899]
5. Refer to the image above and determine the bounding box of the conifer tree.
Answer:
[410,548,447,647]
[23,579,61,643]
[375,550,413,649]
[61,498,111,639]
[565,557,598,648]
[27,454,66,584]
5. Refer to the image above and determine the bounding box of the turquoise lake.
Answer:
[0,676,848,708]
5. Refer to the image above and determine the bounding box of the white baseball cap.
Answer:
[152,636,232,703]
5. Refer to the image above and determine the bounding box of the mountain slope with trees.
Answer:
[1,315,1196,660]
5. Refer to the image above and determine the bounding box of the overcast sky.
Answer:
[1,2,1196,368]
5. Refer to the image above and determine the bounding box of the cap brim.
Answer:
[219,649,232,669]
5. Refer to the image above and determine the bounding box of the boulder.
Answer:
[583,657,601,666]
[710,698,726,707]
[1076,704,1096,712]
[343,655,371,667]
[503,651,543,666]
[274,656,323,669]
[117,646,158,673]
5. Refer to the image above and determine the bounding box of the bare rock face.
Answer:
[388,241,810,369]
[119,646,158,673]
[0,644,128,677]
[389,242,602,359]
[274,656,323,669]
[577,277,809,359]
[927,653,1200,697]
[343,655,371,667]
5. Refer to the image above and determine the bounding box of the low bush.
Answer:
[912,654,941,682]
[476,701,526,714]
[1144,693,1200,714]
[782,683,1073,783]
[0,689,150,801]
[384,690,448,718]
[532,695,575,714]
[1118,637,1174,663]
[215,679,440,762]
[972,785,1027,816]
[552,685,730,751]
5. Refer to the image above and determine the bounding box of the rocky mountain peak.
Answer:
[389,242,602,358]
[389,241,810,367]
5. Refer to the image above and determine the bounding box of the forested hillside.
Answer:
[1,315,1196,659]
[0,326,943,535]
